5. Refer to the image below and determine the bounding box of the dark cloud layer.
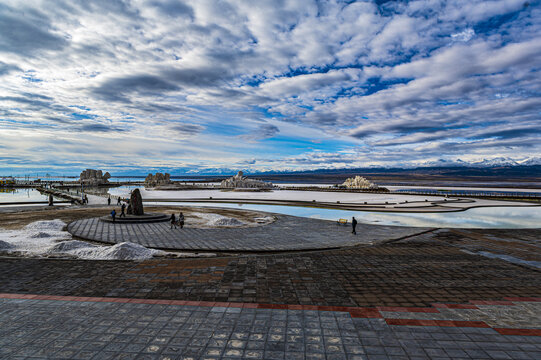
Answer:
[0,5,68,56]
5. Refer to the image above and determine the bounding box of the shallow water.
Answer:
[0,188,49,203]
[145,201,541,229]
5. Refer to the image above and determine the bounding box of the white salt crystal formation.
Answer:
[341,176,378,189]
[220,171,273,189]
[145,172,171,187]
[79,169,110,185]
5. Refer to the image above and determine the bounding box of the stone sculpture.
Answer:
[144,173,171,187]
[127,188,144,215]
[341,176,377,189]
[220,171,273,189]
[79,169,111,186]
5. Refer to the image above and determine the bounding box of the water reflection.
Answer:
[145,201,541,229]
[0,188,48,203]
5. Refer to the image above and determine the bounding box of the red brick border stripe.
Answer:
[494,328,541,336]
[378,306,440,313]
[1,293,540,335]
[470,300,515,306]
[504,297,541,302]
[433,303,479,309]
[386,318,490,328]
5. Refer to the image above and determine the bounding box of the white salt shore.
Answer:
[0,220,165,260]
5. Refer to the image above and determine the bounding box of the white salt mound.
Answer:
[0,239,13,250]
[210,217,245,227]
[47,240,97,253]
[30,232,53,238]
[79,242,164,260]
[0,220,164,260]
[24,219,66,232]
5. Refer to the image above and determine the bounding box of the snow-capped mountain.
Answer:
[413,157,541,168]
[518,157,541,166]
[470,157,520,167]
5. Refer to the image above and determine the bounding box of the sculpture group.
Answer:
[341,176,377,189]
[144,173,171,187]
[221,171,273,189]
[79,169,111,186]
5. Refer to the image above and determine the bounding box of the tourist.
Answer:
[351,216,357,235]
[178,212,184,229]
[107,196,111,206]
[111,209,116,223]
[120,203,126,218]
[117,197,121,205]
[84,194,89,204]
[170,213,177,229]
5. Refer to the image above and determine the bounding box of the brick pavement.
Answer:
[67,215,431,251]
[1,234,539,307]
[0,295,539,360]
[1,227,540,359]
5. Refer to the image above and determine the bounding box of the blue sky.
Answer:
[0,0,540,175]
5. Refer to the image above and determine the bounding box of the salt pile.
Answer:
[0,239,13,250]
[192,212,246,227]
[210,217,245,226]
[24,219,66,232]
[254,216,274,224]
[73,242,164,260]
[0,220,165,260]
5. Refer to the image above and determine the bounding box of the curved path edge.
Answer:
[67,214,432,252]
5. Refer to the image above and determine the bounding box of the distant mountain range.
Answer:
[419,157,541,168]
[242,159,541,184]
[185,157,541,177]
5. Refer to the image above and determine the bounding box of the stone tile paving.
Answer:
[67,215,432,251]
[0,296,540,360]
[432,228,541,267]
[1,236,540,307]
[1,227,541,358]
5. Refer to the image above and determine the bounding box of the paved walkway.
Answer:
[1,226,540,359]
[1,232,540,307]
[1,295,540,360]
[67,215,431,251]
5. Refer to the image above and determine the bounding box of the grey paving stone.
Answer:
[1,298,540,360]
[67,215,430,251]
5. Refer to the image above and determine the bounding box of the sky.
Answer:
[0,0,540,175]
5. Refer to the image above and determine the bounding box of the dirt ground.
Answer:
[0,205,275,230]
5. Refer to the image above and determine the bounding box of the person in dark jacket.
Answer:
[120,203,126,217]
[352,216,357,234]
[170,213,177,229]
[178,212,185,229]
[107,196,111,206]
[111,209,116,223]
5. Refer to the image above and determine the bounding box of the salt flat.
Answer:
[139,188,536,211]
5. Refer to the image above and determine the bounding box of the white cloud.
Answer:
[0,0,540,173]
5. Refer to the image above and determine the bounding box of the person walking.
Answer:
[351,216,357,235]
[170,213,177,229]
[178,212,185,229]
[120,203,126,217]
[84,194,89,205]
[117,197,121,205]
[111,209,116,223]
[107,196,111,206]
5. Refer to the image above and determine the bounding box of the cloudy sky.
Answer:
[1,0,540,175]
